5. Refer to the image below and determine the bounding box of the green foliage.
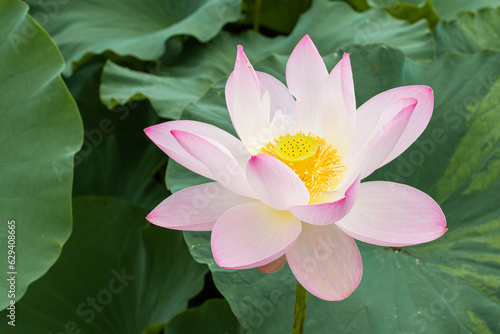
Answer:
[101,0,435,119]
[367,0,500,29]
[370,0,425,6]
[369,0,439,28]
[240,0,312,34]
[341,0,372,12]
[164,299,240,334]
[434,8,500,56]
[0,0,82,309]
[68,59,168,210]
[0,196,208,333]
[431,0,500,20]
[25,0,242,75]
[3,0,500,332]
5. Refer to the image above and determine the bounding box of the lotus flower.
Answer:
[145,35,447,301]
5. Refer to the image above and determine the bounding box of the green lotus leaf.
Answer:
[164,299,240,334]
[0,0,82,309]
[431,0,500,20]
[0,196,208,333]
[239,0,312,34]
[66,59,167,210]
[25,0,242,75]
[369,0,439,28]
[369,0,426,7]
[100,0,434,120]
[434,7,500,56]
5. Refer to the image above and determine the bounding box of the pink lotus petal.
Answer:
[246,154,310,210]
[229,70,297,136]
[270,109,299,138]
[286,222,363,301]
[289,175,360,225]
[257,255,287,273]
[171,130,254,197]
[286,35,328,134]
[321,53,356,156]
[358,98,417,178]
[256,71,297,122]
[226,46,273,152]
[144,120,249,179]
[336,181,447,246]
[146,182,253,231]
[339,98,417,189]
[352,85,433,166]
[212,202,301,269]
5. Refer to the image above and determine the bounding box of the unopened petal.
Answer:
[286,222,363,301]
[212,202,301,269]
[336,181,447,247]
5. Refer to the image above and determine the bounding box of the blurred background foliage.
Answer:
[1,0,500,333]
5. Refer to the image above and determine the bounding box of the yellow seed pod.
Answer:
[274,135,318,171]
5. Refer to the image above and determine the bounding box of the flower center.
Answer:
[259,131,345,200]
[274,135,318,170]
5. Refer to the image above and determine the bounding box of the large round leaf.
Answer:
[431,0,500,20]
[434,7,500,56]
[25,0,242,75]
[239,0,312,34]
[66,59,168,210]
[164,299,240,334]
[166,43,500,333]
[341,0,371,12]
[100,0,435,119]
[370,0,426,6]
[0,196,208,333]
[0,0,82,309]
[369,0,500,22]
[368,0,440,28]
